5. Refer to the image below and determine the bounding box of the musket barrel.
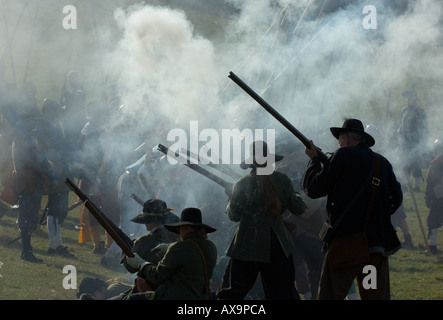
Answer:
[157,144,234,190]
[228,71,328,164]
[130,193,144,206]
[180,147,241,180]
[65,178,134,257]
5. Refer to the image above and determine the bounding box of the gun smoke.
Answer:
[0,0,442,274]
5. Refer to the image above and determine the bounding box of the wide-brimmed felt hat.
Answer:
[131,199,176,224]
[401,90,417,101]
[240,140,284,169]
[330,118,375,147]
[164,207,216,234]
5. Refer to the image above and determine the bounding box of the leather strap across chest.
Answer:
[186,239,210,299]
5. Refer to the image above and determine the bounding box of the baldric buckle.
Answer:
[372,177,380,187]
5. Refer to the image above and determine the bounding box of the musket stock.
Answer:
[65,178,134,257]
[228,71,329,164]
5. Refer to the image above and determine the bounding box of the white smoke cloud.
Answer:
[107,4,220,126]
[94,0,443,187]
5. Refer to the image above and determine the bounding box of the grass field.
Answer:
[0,172,441,300]
[0,192,132,300]
[388,177,443,300]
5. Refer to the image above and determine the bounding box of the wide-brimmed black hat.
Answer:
[240,140,284,169]
[330,118,375,147]
[130,199,175,224]
[164,207,216,234]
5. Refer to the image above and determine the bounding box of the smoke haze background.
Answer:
[1,0,442,155]
[1,0,442,261]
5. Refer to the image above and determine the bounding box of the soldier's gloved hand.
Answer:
[125,253,145,270]
[151,243,170,255]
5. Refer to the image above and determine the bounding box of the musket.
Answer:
[157,144,234,190]
[65,178,134,257]
[8,208,47,245]
[7,234,21,245]
[130,193,144,206]
[8,205,49,245]
[228,71,329,164]
[180,147,242,180]
[38,206,49,227]
[68,200,83,212]
[8,198,83,245]
[38,199,83,227]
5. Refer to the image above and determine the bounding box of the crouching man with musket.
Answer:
[124,207,218,300]
[118,199,180,299]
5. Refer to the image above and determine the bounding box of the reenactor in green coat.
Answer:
[216,140,307,300]
[123,199,179,269]
[119,199,179,299]
[125,207,218,300]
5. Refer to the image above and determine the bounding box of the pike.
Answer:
[65,178,135,257]
[403,169,432,255]
[157,144,233,190]
[0,0,30,84]
[22,2,39,85]
[228,71,329,164]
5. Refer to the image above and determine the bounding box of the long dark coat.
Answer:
[302,142,403,256]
